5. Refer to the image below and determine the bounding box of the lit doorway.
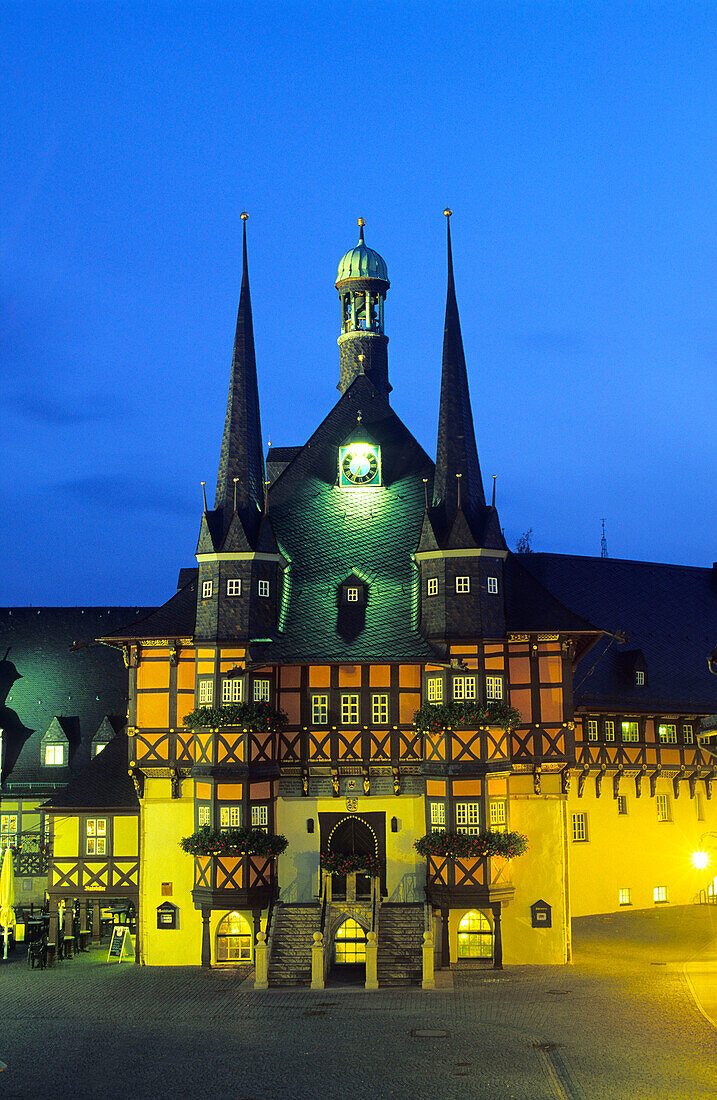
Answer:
[457,910,493,961]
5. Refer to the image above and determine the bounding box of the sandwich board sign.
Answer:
[107,925,132,963]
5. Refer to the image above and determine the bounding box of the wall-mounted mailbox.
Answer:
[530,899,552,928]
[157,902,178,930]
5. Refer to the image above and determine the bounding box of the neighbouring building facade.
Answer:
[42,213,717,981]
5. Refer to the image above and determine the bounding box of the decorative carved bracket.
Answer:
[561,768,571,795]
[128,767,145,799]
[170,767,181,800]
[595,765,606,799]
[301,770,309,797]
[331,769,340,797]
[169,643,180,666]
[688,772,698,798]
[635,765,646,798]
[672,767,685,799]
[392,766,401,796]
[705,772,714,800]
[578,767,589,798]
[612,767,623,799]
[649,766,662,799]
[362,768,370,796]
[533,766,542,795]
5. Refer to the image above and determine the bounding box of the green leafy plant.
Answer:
[414,830,528,860]
[413,699,521,733]
[180,826,288,858]
[320,850,382,876]
[182,701,288,732]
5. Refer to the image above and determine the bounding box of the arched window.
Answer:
[457,910,493,959]
[216,911,252,963]
[333,918,367,965]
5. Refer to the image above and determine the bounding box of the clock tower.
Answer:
[336,219,391,399]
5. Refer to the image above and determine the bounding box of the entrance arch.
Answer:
[457,910,493,960]
[327,816,378,899]
[216,911,252,964]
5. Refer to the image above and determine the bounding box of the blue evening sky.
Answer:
[2,2,715,605]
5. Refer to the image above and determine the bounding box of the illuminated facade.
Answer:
[43,214,717,979]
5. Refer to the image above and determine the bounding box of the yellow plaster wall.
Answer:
[568,778,717,917]
[52,814,79,857]
[277,795,425,903]
[113,815,139,858]
[139,777,203,966]
[501,774,570,965]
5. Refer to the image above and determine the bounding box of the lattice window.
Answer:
[486,676,503,701]
[427,577,438,597]
[572,813,587,842]
[621,721,639,742]
[618,888,631,906]
[258,580,270,597]
[653,885,668,903]
[457,910,493,958]
[251,805,268,833]
[453,676,476,701]
[253,680,270,703]
[656,794,671,822]
[341,694,359,724]
[635,670,645,685]
[312,695,329,725]
[220,806,241,830]
[0,815,18,848]
[617,795,628,815]
[346,587,359,602]
[86,818,107,856]
[222,677,243,703]
[198,806,211,827]
[489,800,507,832]
[455,802,480,835]
[587,720,598,742]
[456,576,470,594]
[426,678,443,704]
[216,911,252,962]
[202,580,213,599]
[372,694,389,724]
[604,720,615,742]
[658,724,677,744]
[683,723,694,744]
[334,918,367,964]
[487,576,499,595]
[198,679,213,705]
[429,802,446,832]
[226,579,242,596]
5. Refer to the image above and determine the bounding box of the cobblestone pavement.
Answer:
[1,905,715,1100]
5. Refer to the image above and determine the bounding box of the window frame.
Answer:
[604,720,615,742]
[426,677,444,704]
[311,694,329,725]
[658,723,677,744]
[453,675,477,701]
[617,794,628,816]
[571,812,588,842]
[653,885,668,904]
[346,587,360,603]
[222,677,243,704]
[251,805,269,833]
[488,799,507,832]
[656,793,671,822]
[618,888,632,906]
[427,577,439,597]
[371,693,389,725]
[44,743,65,766]
[429,801,446,832]
[340,693,360,725]
[198,678,214,705]
[487,576,499,595]
[621,720,640,743]
[455,576,470,594]
[258,580,270,598]
[0,814,18,849]
[253,679,271,703]
[226,578,242,597]
[485,675,503,701]
[85,817,108,857]
[683,723,694,744]
[220,805,242,831]
[202,579,213,599]
[197,805,211,828]
[587,719,599,742]
[455,801,481,836]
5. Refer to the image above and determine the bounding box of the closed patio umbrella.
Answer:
[0,847,16,960]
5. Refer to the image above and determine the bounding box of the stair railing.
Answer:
[319,870,332,982]
[371,873,381,933]
[265,890,280,961]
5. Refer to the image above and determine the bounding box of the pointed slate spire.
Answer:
[214,212,266,530]
[432,210,486,519]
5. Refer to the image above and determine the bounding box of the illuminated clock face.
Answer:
[340,445,381,486]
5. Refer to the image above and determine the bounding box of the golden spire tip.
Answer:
[444,208,452,217]
[240,211,249,221]
[357,217,365,227]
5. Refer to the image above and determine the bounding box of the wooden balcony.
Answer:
[424,853,515,908]
[191,853,276,910]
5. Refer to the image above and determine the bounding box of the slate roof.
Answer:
[521,554,717,714]
[43,732,138,811]
[0,607,150,789]
[263,374,440,663]
[100,577,197,642]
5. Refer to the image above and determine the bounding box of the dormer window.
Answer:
[347,587,359,602]
[44,744,65,766]
[339,575,367,605]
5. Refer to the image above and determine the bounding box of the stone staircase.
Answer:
[377,903,424,987]
[267,903,321,987]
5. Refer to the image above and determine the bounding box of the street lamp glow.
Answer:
[691,850,711,871]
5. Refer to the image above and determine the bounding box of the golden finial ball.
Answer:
[357,217,366,227]
[240,211,249,221]
[444,208,452,217]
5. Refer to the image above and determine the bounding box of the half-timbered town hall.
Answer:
[41,213,717,983]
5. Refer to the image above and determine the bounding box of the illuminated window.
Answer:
[604,720,615,742]
[312,695,329,724]
[427,577,438,597]
[341,694,359,724]
[220,805,241,830]
[656,794,671,822]
[487,577,499,595]
[202,580,213,599]
[86,818,107,856]
[216,911,252,963]
[572,813,588,842]
[226,579,242,596]
[222,677,243,703]
[455,802,480,835]
[429,802,445,831]
[453,676,476,701]
[426,678,443,704]
[258,580,270,597]
[91,742,107,757]
[653,886,668,904]
[372,694,389,724]
[346,587,359,602]
[587,720,598,742]
[457,910,493,958]
[683,723,693,744]
[617,795,628,815]
[658,724,677,744]
[44,744,65,766]
[198,806,211,827]
[198,679,213,705]
[334,918,367,964]
[0,815,18,848]
[621,721,639,743]
[456,576,470,594]
[486,676,503,701]
[253,680,270,703]
[635,670,645,686]
[489,800,507,832]
[251,805,268,832]
[618,888,631,906]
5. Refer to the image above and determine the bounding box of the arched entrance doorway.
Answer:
[457,910,493,961]
[216,912,252,964]
[327,816,377,900]
[331,917,367,984]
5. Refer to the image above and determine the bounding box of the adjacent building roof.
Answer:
[43,732,139,811]
[521,554,717,714]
